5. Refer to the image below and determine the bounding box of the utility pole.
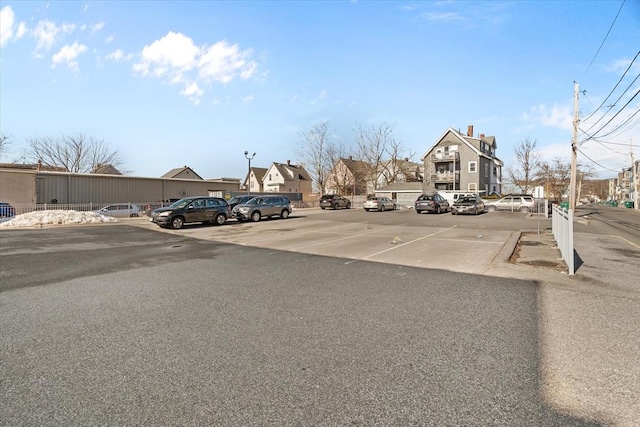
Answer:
[569,82,579,210]
[632,139,638,210]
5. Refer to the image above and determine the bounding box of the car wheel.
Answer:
[380,205,385,212]
[436,206,441,214]
[170,216,184,229]
[346,203,351,209]
[392,204,396,210]
[281,209,289,219]
[520,207,530,213]
[321,207,326,210]
[215,213,226,225]
[416,210,422,214]
[130,213,139,217]
[251,211,261,222]
[332,204,338,210]
[487,206,497,212]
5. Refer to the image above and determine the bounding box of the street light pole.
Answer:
[244,151,256,195]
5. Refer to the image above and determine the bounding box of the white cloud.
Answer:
[242,94,254,103]
[0,5,26,47]
[90,22,105,34]
[310,90,327,105]
[133,32,258,103]
[105,34,115,43]
[521,103,573,131]
[105,49,133,61]
[32,20,74,52]
[52,42,87,70]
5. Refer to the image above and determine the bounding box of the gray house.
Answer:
[422,125,502,195]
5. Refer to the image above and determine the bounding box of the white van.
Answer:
[437,191,477,206]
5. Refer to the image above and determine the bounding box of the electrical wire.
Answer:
[584,0,626,74]
[581,55,639,126]
[586,88,640,139]
[577,147,627,172]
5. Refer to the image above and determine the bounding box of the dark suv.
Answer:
[149,197,230,229]
[232,196,292,222]
[319,194,351,210]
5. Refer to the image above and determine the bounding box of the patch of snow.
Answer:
[0,210,119,228]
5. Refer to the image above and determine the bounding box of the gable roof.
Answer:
[250,167,268,182]
[161,166,203,180]
[421,127,502,165]
[92,163,122,175]
[340,157,369,174]
[268,162,312,181]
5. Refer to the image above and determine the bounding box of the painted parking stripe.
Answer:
[344,225,457,265]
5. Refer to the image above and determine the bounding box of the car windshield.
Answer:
[459,197,475,203]
[170,199,193,208]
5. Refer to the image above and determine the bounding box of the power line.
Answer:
[577,147,626,172]
[581,51,639,124]
[586,88,640,139]
[584,0,626,74]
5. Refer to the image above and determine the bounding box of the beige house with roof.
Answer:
[262,161,312,194]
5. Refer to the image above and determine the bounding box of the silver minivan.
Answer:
[232,196,292,222]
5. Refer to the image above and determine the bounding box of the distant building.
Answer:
[161,166,203,180]
[421,125,502,195]
[244,167,268,193]
[262,160,312,194]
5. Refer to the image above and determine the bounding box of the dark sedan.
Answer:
[451,196,485,215]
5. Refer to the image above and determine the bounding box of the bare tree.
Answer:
[0,133,10,157]
[356,122,413,192]
[295,122,336,194]
[536,157,571,203]
[26,133,123,173]
[506,138,540,194]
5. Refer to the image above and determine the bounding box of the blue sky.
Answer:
[1,0,638,180]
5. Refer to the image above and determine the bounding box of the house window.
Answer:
[468,162,477,173]
[485,164,489,178]
[493,167,497,176]
[269,174,272,181]
[468,183,477,191]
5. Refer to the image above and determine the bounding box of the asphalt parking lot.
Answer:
[134,207,547,276]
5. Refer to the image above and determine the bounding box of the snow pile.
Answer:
[0,210,119,228]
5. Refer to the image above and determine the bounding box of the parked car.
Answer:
[96,203,141,218]
[232,196,292,222]
[415,194,450,214]
[0,201,16,218]
[149,197,230,229]
[363,196,396,212]
[451,195,485,215]
[438,191,478,207]
[485,194,535,213]
[227,195,257,209]
[319,194,351,210]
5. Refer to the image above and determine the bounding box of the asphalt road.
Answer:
[0,224,604,426]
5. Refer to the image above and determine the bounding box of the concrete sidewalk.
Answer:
[503,227,640,427]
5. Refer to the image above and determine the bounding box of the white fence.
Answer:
[552,204,574,275]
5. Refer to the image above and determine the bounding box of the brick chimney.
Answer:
[467,125,473,137]
[480,133,485,138]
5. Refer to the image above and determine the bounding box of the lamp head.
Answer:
[244,151,248,156]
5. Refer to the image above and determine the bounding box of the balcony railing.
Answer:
[430,172,459,183]
[431,152,459,162]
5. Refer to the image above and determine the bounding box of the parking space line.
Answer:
[286,223,411,251]
[344,226,458,264]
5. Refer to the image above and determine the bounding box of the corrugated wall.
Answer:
[35,172,240,204]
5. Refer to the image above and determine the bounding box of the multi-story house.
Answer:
[262,161,313,194]
[422,125,502,195]
[244,167,268,193]
[325,156,369,195]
